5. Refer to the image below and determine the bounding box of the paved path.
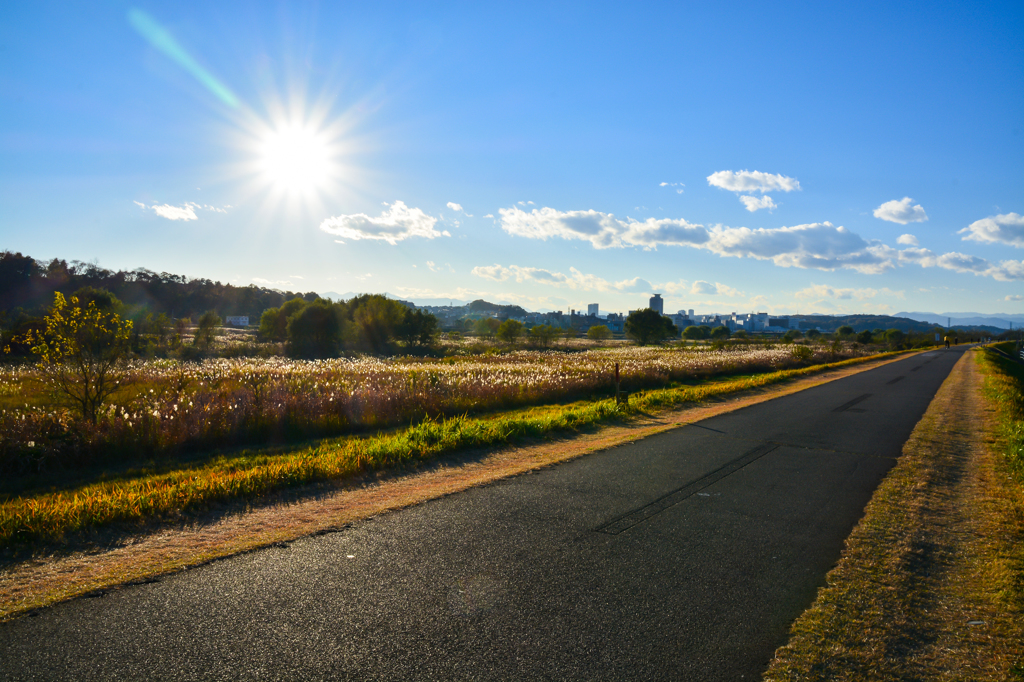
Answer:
[0,347,968,681]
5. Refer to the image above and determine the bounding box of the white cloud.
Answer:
[707,170,800,194]
[446,201,472,217]
[483,214,494,219]
[1006,294,1023,302]
[319,201,449,245]
[135,201,197,221]
[897,234,919,246]
[739,195,777,213]
[873,197,928,224]
[794,284,903,301]
[152,204,197,221]
[749,295,771,309]
[252,277,294,287]
[660,280,690,295]
[690,281,743,297]
[958,212,1024,248]
[499,207,635,249]
[135,200,229,221]
[936,253,1024,281]
[660,182,685,194]
[499,205,895,274]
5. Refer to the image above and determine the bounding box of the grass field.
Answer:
[0,349,892,551]
[0,342,869,480]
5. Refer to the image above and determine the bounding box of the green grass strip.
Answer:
[0,352,901,548]
[977,343,1024,485]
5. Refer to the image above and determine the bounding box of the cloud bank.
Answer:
[899,248,1024,281]
[499,206,893,274]
[958,212,1024,247]
[320,201,449,245]
[873,197,928,224]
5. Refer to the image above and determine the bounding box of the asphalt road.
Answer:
[0,347,968,681]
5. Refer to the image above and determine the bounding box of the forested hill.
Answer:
[466,299,530,318]
[791,314,1001,334]
[0,251,315,321]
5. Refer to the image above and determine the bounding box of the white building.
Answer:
[225,316,249,327]
[588,303,599,316]
[649,293,664,315]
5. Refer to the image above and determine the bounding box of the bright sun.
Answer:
[257,123,332,195]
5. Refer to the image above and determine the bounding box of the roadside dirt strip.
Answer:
[0,352,923,621]
[764,349,1024,680]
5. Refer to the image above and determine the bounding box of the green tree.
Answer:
[259,308,283,341]
[805,329,822,340]
[710,325,731,340]
[473,317,501,338]
[529,324,560,347]
[260,298,309,342]
[194,310,221,349]
[496,319,525,344]
[397,309,439,347]
[856,330,873,344]
[733,330,748,340]
[287,299,342,357]
[350,295,407,352]
[782,329,802,343]
[586,324,612,341]
[836,325,854,338]
[16,292,133,424]
[682,325,707,341]
[625,309,677,346]
[884,328,906,348]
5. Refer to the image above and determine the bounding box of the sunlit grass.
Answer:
[0,343,873,477]
[979,342,1024,484]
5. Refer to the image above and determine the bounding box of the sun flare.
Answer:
[256,123,333,195]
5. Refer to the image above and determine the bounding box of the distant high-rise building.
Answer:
[688,309,694,318]
[588,303,599,316]
[649,293,664,315]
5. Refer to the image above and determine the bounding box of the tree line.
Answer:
[0,250,318,324]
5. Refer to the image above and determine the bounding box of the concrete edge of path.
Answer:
[0,350,934,622]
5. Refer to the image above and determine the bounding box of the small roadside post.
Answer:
[615,362,628,405]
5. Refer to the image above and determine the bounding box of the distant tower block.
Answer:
[588,303,599,316]
[649,293,664,315]
[688,309,694,318]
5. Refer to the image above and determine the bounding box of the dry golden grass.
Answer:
[764,349,1024,681]
[0,351,917,622]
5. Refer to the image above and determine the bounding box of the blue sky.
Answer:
[1,1,1022,315]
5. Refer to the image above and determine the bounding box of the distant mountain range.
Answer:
[896,311,1024,330]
